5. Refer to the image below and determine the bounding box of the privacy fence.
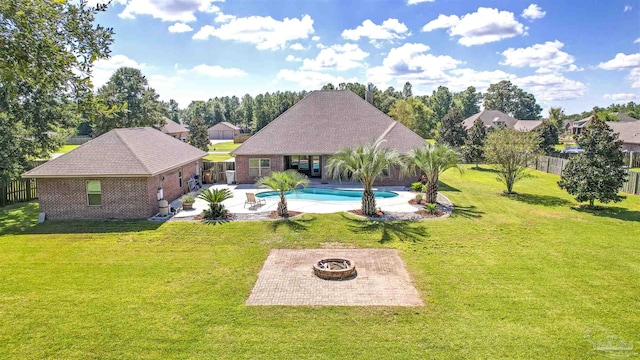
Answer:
[531,155,640,196]
[0,178,37,207]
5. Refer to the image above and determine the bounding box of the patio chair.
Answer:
[244,193,266,208]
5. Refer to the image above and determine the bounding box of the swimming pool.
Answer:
[255,188,398,202]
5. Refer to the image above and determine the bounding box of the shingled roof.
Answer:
[160,117,189,135]
[609,120,640,145]
[462,110,520,130]
[232,90,426,155]
[23,127,207,178]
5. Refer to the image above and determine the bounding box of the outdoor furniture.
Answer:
[244,193,266,208]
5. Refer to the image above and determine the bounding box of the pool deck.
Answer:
[172,182,420,218]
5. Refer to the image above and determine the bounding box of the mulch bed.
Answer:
[415,209,445,218]
[348,209,385,217]
[269,211,303,219]
[408,198,429,205]
[193,213,234,221]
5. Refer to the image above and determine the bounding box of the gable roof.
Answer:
[232,90,425,155]
[160,117,189,134]
[23,127,207,178]
[608,120,640,145]
[208,122,241,131]
[513,120,543,132]
[462,110,520,130]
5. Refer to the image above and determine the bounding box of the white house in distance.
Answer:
[208,122,241,140]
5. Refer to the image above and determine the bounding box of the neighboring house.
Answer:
[461,110,542,131]
[22,127,207,220]
[160,117,189,141]
[231,90,426,185]
[566,113,639,135]
[208,122,241,140]
[609,120,640,152]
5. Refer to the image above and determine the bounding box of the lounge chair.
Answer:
[244,193,266,208]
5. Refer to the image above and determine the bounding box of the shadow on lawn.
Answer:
[506,193,573,207]
[269,216,316,232]
[572,205,640,222]
[437,181,460,192]
[23,219,163,235]
[341,214,428,243]
[450,205,484,219]
[467,166,500,174]
[0,202,40,235]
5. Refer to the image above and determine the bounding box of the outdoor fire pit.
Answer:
[313,258,356,280]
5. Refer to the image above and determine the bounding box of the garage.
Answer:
[208,122,241,140]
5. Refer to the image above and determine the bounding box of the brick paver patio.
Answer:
[246,249,424,306]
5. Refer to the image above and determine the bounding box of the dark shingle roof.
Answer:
[232,90,425,155]
[513,120,543,131]
[23,127,207,178]
[462,110,520,130]
[609,120,640,145]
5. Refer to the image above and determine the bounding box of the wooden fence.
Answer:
[624,151,640,168]
[0,178,37,207]
[66,136,92,145]
[532,155,640,196]
[203,161,235,183]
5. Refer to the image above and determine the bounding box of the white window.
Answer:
[249,158,271,177]
[178,169,183,188]
[86,180,102,206]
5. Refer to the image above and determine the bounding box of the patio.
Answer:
[171,182,423,219]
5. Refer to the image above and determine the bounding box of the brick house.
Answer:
[22,127,207,220]
[231,90,426,186]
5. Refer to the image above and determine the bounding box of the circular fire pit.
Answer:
[313,258,356,280]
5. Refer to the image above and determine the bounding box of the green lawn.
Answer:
[208,142,241,152]
[1,167,639,358]
[203,153,233,162]
[630,168,640,172]
[55,144,79,153]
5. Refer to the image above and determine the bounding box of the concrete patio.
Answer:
[172,182,421,218]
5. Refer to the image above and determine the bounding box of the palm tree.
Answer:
[408,144,462,204]
[256,170,310,217]
[326,139,403,216]
[198,188,233,219]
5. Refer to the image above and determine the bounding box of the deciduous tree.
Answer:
[484,128,541,193]
[438,107,466,148]
[484,81,542,120]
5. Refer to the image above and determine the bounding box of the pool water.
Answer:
[255,188,398,202]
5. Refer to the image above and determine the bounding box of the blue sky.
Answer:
[91,0,640,114]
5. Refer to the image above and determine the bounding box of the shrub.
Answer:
[198,188,233,220]
[415,193,423,201]
[181,193,195,204]
[411,182,424,191]
[424,203,439,214]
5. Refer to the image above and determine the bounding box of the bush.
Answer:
[411,182,424,192]
[424,203,438,214]
[181,193,195,204]
[203,203,228,219]
[415,193,423,201]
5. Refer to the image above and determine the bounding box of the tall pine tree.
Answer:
[463,119,487,168]
[188,116,210,152]
[558,118,626,207]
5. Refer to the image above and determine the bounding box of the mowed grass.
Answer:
[55,144,79,154]
[208,142,241,152]
[203,153,233,162]
[1,167,639,358]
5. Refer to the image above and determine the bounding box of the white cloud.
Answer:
[214,13,236,23]
[168,22,193,33]
[311,36,320,41]
[407,0,435,4]
[366,43,461,86]
[341,18,409,42]
[624,5,632,12]
[422,7,526,46]
[119,0,221,22]
[92,54,146,88]
[604,93,638,103]
[597,53,640,70]
[629,68,640,88]
[634,37,640,44]
[514,74,586,101]
[191,64,248,77]
[422,14,460,32]
[290,43,306,51]
[300,43,369,71]
[286,55,302,62]
[193,14,315,50]
[276,69,357,89]
[445,68,516,91]
[521,4,546,20]
[501,41,581,73]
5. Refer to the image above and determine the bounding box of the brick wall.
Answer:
[38,177,153,220]
[37,160,203,220]
[235,155,284,184]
